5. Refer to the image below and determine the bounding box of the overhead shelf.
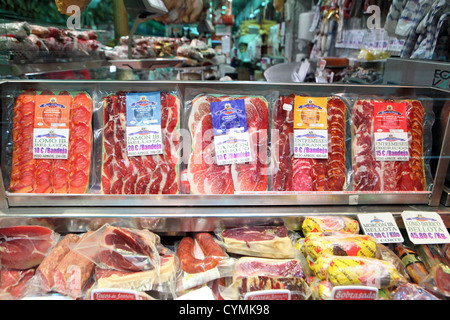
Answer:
[109,58,186,70]
[4,59,111,76]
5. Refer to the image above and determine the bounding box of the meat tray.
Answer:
[0,80,448,208]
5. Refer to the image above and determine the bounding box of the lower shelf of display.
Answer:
[4,191,431,207]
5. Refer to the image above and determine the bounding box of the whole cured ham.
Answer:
[352,99,427,191]
[0,225,58,270]
[9,90,92,194]
[270,95,347,191]
[101,92,180,194]
[187,94,269,194]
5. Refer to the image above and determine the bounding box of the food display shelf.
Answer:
[0,80,448,209]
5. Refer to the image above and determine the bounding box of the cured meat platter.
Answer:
[0,80,448,208]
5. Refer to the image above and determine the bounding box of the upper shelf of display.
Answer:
[0,80,448,209]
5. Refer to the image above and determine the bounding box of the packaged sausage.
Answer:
[394,244,429,284]
[301,231,378,265]
[418,264,450,299]
[176,233,233,293]
[218,225,297,259]
[301,215,359,236]
[311,255,404,289]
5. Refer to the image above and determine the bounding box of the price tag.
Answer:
[293,96,328,159]
[211,99,252,165]
[358,213,404,243]
[402,211,450,244]
[125,92,163,157]
[331,286,378,300]
[244,289,291,300]
[373,101,409,161]
[33,94,72,160]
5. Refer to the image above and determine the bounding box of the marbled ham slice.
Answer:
[352,99,426,191]
[9,90,92,194]
[101,92,180,194]
[0,269,35,299]
[187,94,269,194]
[271,95,346,191]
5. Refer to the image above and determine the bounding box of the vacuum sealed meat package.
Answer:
[8,90,93,194]
[351,98,434,191]
[100,91,180,194]
[185,93,269,194]
[270,94,349,191]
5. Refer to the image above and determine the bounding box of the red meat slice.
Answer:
[0,225,57,270]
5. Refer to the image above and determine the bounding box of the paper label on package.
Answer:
[293,96,328,159]
[91,289,140,300]
[211,99,252,165]
[331,286,378,300]
[244,289,291,300]
[374,101,409,161]
[358,213,404,243]
[125,92,163,156]
[33,94,72,159]
[401,211,450,244]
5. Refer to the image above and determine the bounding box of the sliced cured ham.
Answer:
[187,94,269,194]
[352,99,426,191]
[271,95,347,191]
[101,92,180,194]
[9,90,92,194]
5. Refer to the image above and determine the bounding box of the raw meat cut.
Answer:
[352,99,426,191]
[271,95,346,191]
[101,92,180,194]
[187,94,269,194]
[36,233,80,292]
[9,90,92,194]
[98,226,160,272]
[220,225,295,258]
[0,268,35,299]
[53,231,95,299]
[0,225,58,270]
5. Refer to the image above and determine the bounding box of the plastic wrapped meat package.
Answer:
[99,90,181,194]
[183,89,272,194]
[175,233,233,294]
[270,94,350,192]
[6,89,93,194]
[351,98,434,192]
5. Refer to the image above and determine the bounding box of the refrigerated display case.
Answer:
[0,80,449,300]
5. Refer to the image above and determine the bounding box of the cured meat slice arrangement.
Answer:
[0,269,35,299]
[271,95,346,191]
[352,99,426,191]
[9,90,92,194]
[187,94,269,194]
[101,92,180,194]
